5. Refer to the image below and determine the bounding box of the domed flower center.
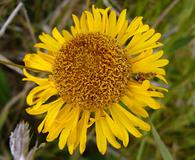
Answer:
[52,32,131,111]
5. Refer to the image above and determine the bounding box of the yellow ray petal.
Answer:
[99,7,110,33]
[104,111,123,140]
[52,27,65,44]
[58,128,71,150]
[26,98,59,115]
[115,104,151,131]
[108,110,129,147]
[62,29,73,41]
[150,83,168,92]
[100,116,121,149]
[24,54,53,72]
[38,33,61,50]
[46,125,63,142]
[142,79,150,89]
[126,17,143,34]
[119,17,144,45]
[126,27,162,55]
[131,50,168,79]
[121,95,149,118]
[38,117,46,133]
[156,75,168,84]
[79,111,90,154]
[134,24,149,34]
[58,107,80,150]
[115,9,127,35]
[148,91,164,98]
[150,59,169,68]
[26,84,50,105]
[67,127,77,154]
[72,15,81,33]
[26,85,58,107]
[67,107,81,154]
[34,43,58,52]
[110,105,142,138]
[23,69,48,85]
[71,26,78,37]
[85,11,94,32]
[130,49,152,63]
[80,13,88,33]
[128,81,162,109]
[37,51,55,64]
[132,50,163,63]
[128,42,163,55]
[135,94,161,109]
[92,5,102,32]
[107,10,116,36]
[119,123,129,147]
[43,99,64,132]
[46,105,73,142]
[95,110,107,154]
[117,20,128,41]
[55,104,73,123]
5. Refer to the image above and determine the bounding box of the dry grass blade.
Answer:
[59,0,80,30]
[0,54,23,75]
[0,83,33,131]
[0,2,23,37]
[21,6,37,43]
[49,0,70,27]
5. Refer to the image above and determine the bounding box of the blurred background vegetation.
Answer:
[0,0,195,159]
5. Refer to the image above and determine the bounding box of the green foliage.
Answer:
[150,120,173,160]
[0,68,11,105]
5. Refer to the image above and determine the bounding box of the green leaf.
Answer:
[0,68,11,105]
[136,140,146,160]
[169,35,194,52]
[150,120,174,160]
[178,0,195,25]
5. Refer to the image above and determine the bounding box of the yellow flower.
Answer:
[23,6,169,155]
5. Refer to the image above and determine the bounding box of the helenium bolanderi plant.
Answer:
[23,5,169,155]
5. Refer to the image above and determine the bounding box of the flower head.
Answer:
[23,6,169,155]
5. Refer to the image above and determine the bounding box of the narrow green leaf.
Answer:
[136,140,146,160]
[0,68,11,105]
[169,35,194,52]
[149,120,174,160]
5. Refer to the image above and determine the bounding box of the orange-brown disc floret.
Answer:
[52,32,131,111]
